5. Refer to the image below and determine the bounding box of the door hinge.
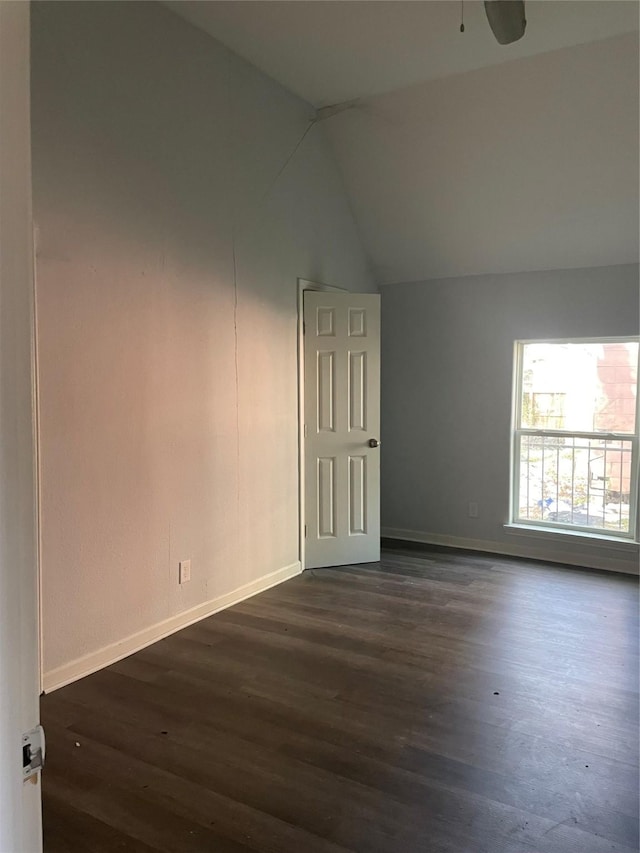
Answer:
[304,524,307,538]
[22,725,45,780]
[304,424,308,438]
[303,321,306,334]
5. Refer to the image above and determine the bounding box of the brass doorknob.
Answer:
[368,438,381,448]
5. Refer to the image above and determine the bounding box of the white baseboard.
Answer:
[43,561,302,693]
[381,528,639,576]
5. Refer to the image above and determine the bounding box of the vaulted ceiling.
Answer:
[168,1,640,284]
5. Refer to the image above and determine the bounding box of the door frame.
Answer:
[0,1,43,849]
[33,234,44,696]
[297,278,347,571]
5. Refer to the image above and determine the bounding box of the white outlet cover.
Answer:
[179,559,191,584]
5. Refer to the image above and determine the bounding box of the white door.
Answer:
[304,291,381,569]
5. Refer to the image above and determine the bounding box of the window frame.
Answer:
[510,336,640,542]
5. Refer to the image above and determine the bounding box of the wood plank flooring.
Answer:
[41,545,640,853]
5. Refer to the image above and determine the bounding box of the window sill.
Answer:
[503,523,639,550]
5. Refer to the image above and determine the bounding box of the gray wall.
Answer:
[380,264,640,572]
[31,1,373,682]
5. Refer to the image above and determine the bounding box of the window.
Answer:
[512,339,639,539]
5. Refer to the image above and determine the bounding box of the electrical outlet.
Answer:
[179,559,191,584]
[468,502,478,518]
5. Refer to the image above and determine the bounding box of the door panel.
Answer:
[318,457,336,538]
[349,455,367,535]
[349,351,367,431]
[304,291,380,569]
[317,352,335,432]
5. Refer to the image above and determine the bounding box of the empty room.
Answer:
[0,1,638,852]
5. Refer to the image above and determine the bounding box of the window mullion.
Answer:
[629,435,639,539]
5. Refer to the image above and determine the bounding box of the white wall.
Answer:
[32,1,373,687]
[0,2,42,848]
[380,264,640,574]
[325,33,639,284]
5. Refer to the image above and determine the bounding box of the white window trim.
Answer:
[510,336,640,543]
[503,522,640,549]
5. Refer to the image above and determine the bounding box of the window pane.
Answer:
[517,434,634,533]
[521,342,638,433]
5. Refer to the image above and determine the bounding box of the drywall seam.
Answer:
[42,560,301,693]
[381,527,639,575]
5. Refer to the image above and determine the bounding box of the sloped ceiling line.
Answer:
[166,2,639,284]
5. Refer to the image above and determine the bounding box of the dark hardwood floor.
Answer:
[41,546,639,853]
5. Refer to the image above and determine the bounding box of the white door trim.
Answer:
[33,245,44,696]
[297,279,347,571]
[0,1,43,849]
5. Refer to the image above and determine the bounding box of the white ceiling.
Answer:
[167,1,639,107]
[166,1,639,283]
[325,32,639,283]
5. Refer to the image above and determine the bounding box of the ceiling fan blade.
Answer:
[484,0,527,45]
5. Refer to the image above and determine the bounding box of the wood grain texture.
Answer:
[42,545,640,852]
